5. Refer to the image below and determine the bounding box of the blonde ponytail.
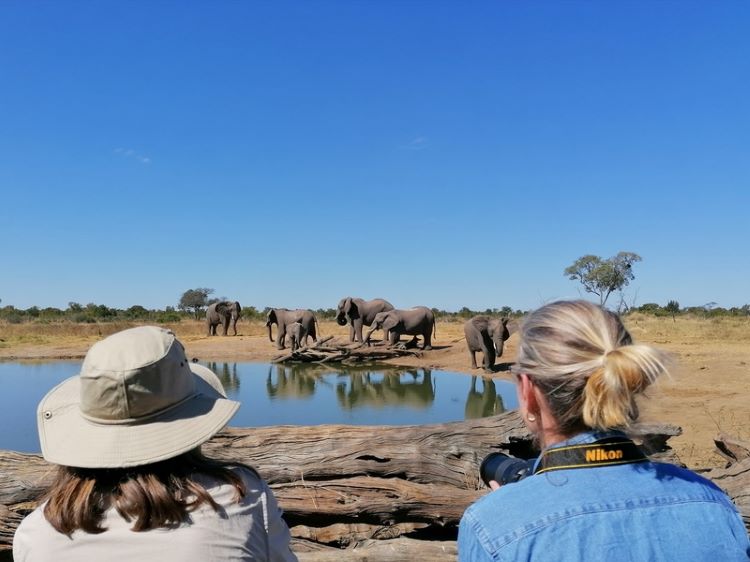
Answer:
[516,301,671,434]
[582,345,668,429]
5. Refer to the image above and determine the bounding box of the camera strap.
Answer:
[533,436,648,476]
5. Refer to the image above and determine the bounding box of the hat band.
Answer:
[79,393,197,426]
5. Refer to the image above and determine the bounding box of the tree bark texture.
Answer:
[0,412,704,556]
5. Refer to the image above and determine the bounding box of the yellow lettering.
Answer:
[584,448,625,463]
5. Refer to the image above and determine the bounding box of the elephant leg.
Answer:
[469,349,478,369]
[348,324,355,342]
[277,326,287,350]
[422,327,433,350]
[354,320,363,343]
[480,336,495,371]
[388,331,399,347]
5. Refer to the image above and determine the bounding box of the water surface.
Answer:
[0,361,518,453]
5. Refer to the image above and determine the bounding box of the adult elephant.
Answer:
[266,308,318,350]
[364,307,436,350]
[206,300,241,336]
[464,315,510,371]
[335,297,394,343]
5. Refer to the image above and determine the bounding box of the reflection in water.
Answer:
[3,362,521,452]
[206,362,241,394]
[336,368,435,410]
[267,364,318,399]
[465,376,506,419]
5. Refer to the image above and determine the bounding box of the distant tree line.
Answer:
[631,301,750,319]
[1,290,747,326]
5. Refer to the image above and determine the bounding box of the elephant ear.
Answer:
[383,314,400,332]
[216,301,228,313]
[346,298,359,319]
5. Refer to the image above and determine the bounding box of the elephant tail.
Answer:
[433,318,437,340]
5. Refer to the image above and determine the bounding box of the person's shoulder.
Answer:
[228,464,267,489]
[648,461,732,499]
[13,505,55,558]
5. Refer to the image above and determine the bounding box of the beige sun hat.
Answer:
[37,326,240,468]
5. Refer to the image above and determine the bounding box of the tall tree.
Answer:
[665,300,680,322]
[178,288,214,319]
[564,252,642,307]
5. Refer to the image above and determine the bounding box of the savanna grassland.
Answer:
[1,314,748,469]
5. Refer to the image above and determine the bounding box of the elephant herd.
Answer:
[206,296,512,371]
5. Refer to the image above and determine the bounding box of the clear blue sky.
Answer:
[1,2,748,312]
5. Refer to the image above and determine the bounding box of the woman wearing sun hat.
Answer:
[13,326,297,561]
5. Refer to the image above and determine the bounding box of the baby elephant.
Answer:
[287,322,306,352]
[464,316,510,372]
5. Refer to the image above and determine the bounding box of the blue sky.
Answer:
[1,2,748,312]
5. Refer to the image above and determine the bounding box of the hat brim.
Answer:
[38,363,240,468]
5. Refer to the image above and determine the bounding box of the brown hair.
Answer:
[43,449,249,535]
[514,300,670,434]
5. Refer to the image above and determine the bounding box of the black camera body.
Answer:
[479,453,536,487]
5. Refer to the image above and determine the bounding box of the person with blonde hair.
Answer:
[458,300,749,561]
[13,326,297,562]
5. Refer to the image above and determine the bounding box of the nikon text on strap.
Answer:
[534,437,648,475]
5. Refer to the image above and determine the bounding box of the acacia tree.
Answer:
[564,252,642,307]
[178,288,214,319]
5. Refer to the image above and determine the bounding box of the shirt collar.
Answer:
[532,429,628,470]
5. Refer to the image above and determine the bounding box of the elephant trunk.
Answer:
[267,323,275,343]
[494,336,505,358]
[336,312,348,326]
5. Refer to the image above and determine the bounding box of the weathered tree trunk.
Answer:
[714,434,750,465]
[293,537,457,561]
[0,413,690,555]
[705,456,750,530]
[272,337,423,364]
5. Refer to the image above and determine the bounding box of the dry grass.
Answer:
[1,314,746,351]
[624,313,750,345]
[0,317,472,347]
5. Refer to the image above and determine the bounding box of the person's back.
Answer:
[14,466,293,562]
[457,300,749,561]
[460,431,749,561]
[12,326,297,562]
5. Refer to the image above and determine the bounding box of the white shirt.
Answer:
[13,466,297,562]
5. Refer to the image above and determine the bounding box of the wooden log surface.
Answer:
[714,434,750,465]
[272,337,423,364]
[0,413,690,554]
[705,456,750,530]
[293,537,457,562]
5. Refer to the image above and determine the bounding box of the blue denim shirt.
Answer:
[458,431,749,561]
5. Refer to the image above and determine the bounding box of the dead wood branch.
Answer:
[272,337,422,364]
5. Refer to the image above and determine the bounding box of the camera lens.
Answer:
[479,453,535,487]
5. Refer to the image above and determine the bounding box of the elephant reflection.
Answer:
[336,369,435,410]
[465,376,505,419]
[206,362,241,394]
[266,365,318,399]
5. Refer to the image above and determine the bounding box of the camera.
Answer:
[479,453,536,487]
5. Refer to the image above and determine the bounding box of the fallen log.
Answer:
[291,522,429,547]
[0,413,688,553]
[272,337,422,364]
[705,457,750,530]
[715,434,750,465]
[293,537,457,561]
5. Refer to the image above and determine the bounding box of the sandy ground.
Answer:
[1,317,748,469]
